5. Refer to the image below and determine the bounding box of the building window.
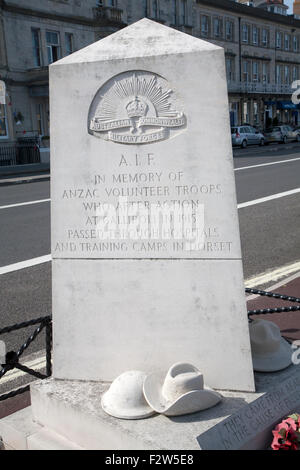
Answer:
[152,0,159,19]
[252,26,259,45]
[46,31,60,64]
[0,104,8,138]
[253,102,259,126]
[293,36,299,52]
[262,63,269,83]
[284,65,290,84]
[243,102,250,124]
[226,57,235,81]
[229,102,238,127]
[243,61,250,82]
[252,62,259,82]
[201,15,209,38]
[171,0,176,25]
[293,65,298,81]
[269,5,286,15]
[214,17,222,39]
[106,0,117,6]
[32,28,42,67]
[179,0,187,26]
[262,29,268,47]
[242,24,249,43]
[225,20,234,41]
[284,34,291,51]
[276,64,282,84]
[36,104,44,136]
[276,31,282,49]
[65,33,74,55]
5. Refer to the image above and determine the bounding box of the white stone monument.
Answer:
[50,18,255,392]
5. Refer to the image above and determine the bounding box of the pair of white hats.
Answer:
[101,362,222,420]
[249,319,292,372]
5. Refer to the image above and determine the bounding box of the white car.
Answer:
[231,126,265,148]
[264,125,300,144]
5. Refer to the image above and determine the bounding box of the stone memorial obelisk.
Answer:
[50,18,255,392]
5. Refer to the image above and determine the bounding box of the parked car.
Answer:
[231,126,265,148]
[292,125,300,136]
[264,125,300,144]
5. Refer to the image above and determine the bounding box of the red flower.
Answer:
[280,418,297,432]
[271,415,300,451]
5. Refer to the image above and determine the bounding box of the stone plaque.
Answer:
[198,370,300,450]
[50,19,255,391]
[88,71,186,144]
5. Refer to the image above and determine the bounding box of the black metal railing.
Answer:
[246,287,300,317]
[0,144,17,166]
[0,139,40,166]
[0,316,52,401]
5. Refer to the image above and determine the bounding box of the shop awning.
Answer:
[276,101,300,110]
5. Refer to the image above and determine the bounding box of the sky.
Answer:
[286,0,293,13]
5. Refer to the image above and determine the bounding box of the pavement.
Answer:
[0,174,50,186]
[0,163,50,186]
[0,391,30,421]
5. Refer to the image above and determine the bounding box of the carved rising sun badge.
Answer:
[88,71,186,144]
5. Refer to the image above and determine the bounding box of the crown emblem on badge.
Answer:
[88,71,186,144]
[126,96,148,119]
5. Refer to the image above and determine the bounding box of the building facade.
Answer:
[294,0,300,17]
[238,1,289,16]
[194,0,300,128]
[0,0,127,145]
[1,0,300,150]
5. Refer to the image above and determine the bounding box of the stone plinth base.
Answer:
[0,364,299,450]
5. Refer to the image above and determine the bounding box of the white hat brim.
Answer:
[143,372,222,417]
[252,338,292,372]
[101,390,156,420]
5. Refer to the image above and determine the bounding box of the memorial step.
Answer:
[0,407,82,450]
[28,366,300,450]
[0,407,40,450]
[27,428,83,450]
[1,364,300,450]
